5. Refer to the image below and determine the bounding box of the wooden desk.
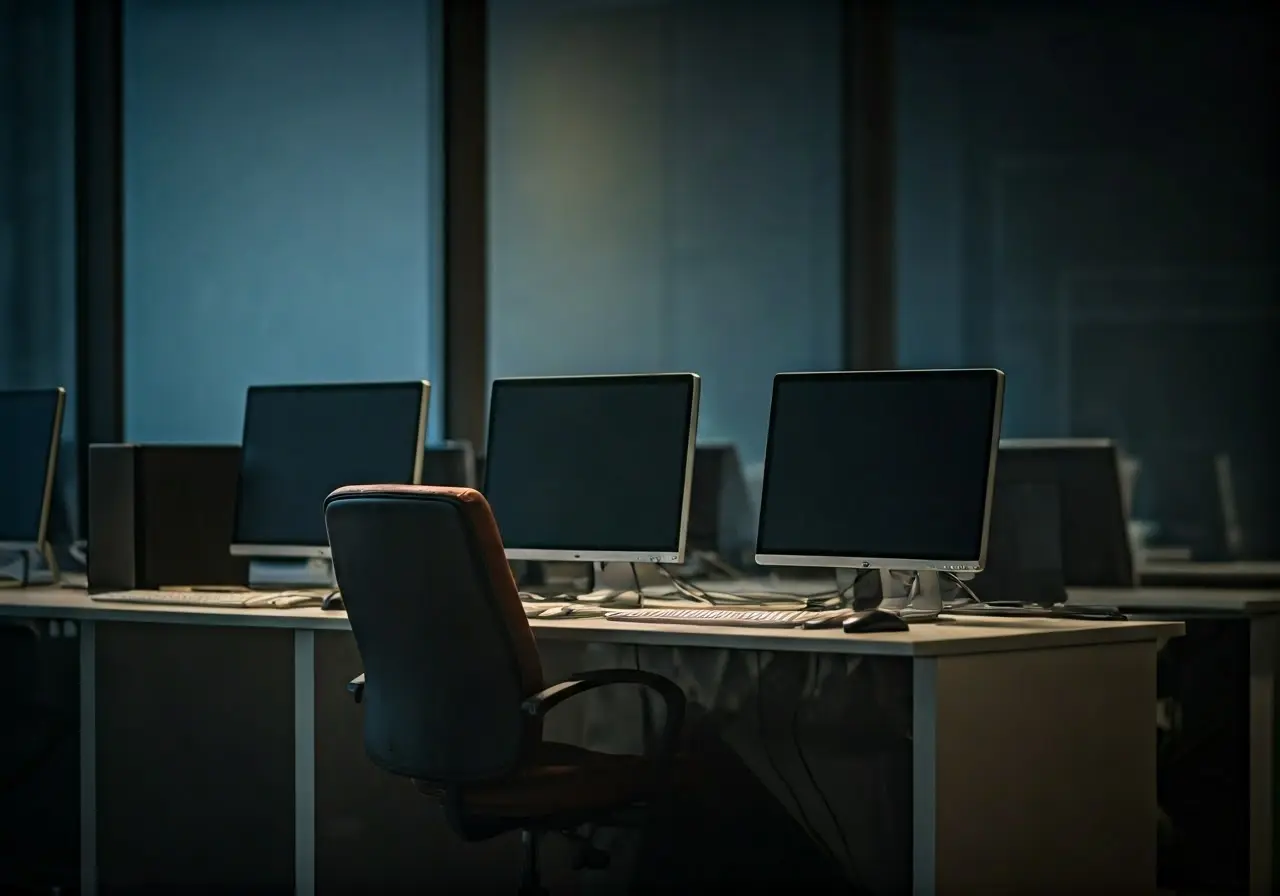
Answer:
[1071,586,1278,895]
[0,588,1182,895]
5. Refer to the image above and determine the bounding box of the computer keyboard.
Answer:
[603,607,831,629]
[89,590,324,609]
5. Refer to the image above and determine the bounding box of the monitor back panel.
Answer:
[423,442,476,488]
[972,475,1067,606]
[998,442,1134,587]
[688,444,753,559]
[88,444,249,592]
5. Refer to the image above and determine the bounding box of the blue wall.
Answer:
[123,0,443,444]
[487,0,844,470]
[0,0,77,412]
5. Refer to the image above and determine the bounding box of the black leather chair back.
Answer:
[324,485,545,784]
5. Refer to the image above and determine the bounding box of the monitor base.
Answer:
[0,542,59,587]
[248,557,335,591]
[590,562,646,607]
[832,567,946,615]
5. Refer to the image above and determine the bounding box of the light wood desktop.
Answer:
[0,587,1182,895]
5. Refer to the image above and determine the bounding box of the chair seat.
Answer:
[416,742,660,818]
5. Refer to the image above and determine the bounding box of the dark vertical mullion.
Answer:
[73,0,124,531]
[441,0,489,450]
[841,0,897,370]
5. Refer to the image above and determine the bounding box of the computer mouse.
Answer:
[539,605,576,618]
[321,592,345,611]
[842,609,910,634]
[801,609,856,630]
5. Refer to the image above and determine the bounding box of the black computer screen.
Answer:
[0,389,65,545]
[483,374,698,555]
[997,442,1134,587]
[233,382,427,547]
[756,370,1003,563]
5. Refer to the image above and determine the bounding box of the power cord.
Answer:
[0,550,31,588]
[753,650,838,868]
[942,571,980,607]
[658,565,858,610]
[791,657,855,875]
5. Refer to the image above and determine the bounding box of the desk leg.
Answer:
[1250,615,1276,896]
[912,641,1157,895]
[78,620,96,896]
[295,629,316,896]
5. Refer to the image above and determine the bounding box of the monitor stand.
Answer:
[878,568,943,621]
[0,543,60,586]
[248,557,335,591]
[589,562,646,607]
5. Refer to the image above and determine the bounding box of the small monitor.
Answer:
[998,439,1135,587]
[423,440,477,487]
[232,381,429,558]
[483,373,700,564]
[0,388,67,550]
[755,369,1005,572]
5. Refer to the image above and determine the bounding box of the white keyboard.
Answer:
[604,607,828,629]
[89,590,325,609]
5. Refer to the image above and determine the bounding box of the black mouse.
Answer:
[321,592,345,611]
[842,608,910,634]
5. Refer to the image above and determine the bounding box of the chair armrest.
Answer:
[348,673,365,703]
[521,668,687,767]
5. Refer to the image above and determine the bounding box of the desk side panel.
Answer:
[918,641,1158,894]
[95,622,294,891]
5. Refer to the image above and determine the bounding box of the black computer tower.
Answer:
[87,444,249,592]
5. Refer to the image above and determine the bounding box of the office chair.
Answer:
[323,484,688,895]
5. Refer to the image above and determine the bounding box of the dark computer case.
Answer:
[687,444,754,563]
[87,444,249,592]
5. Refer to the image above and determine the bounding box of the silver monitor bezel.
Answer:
[754,368,1006,573]
[230,380,429,559]
[486,372,701,565]
[0,387,67,551]
[1000,437,1115,450]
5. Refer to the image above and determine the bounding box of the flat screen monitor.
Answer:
[483,373,700,564]
[998,439,1135,587]
[423,441,476,487]
[232,381,429,557]
[0,388,67,549]
[755,369,1005,571]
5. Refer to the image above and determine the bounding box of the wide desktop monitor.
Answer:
[483,373,700,564]
[232,381,429,564]
[755,369,1005,606]
[997,439,1135,588]
[0,387,67,553]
